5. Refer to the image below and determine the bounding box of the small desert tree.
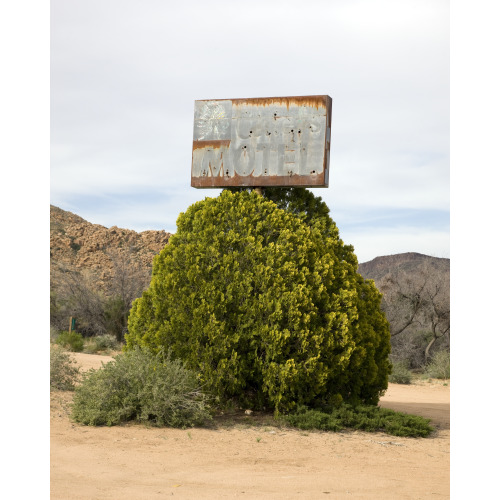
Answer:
[51,266,107,336]
[50,247,151,341]
[104,248,151,341]
[126,190,391,412]
[379,260,450,366]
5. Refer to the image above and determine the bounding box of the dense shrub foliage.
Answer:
[50,345,80,391]
[71,348,211,427]
[126,190,391,412]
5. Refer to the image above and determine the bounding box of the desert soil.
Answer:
[51,353,450,499]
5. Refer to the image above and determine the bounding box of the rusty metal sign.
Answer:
[191,95,332,188]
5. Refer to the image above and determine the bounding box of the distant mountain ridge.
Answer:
[358,252,450,284]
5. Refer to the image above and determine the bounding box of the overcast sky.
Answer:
[50,0,449,263]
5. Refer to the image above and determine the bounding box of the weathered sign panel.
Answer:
[191,95,332,188]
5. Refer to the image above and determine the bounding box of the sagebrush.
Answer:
[50,345,80,391]
[389,361,412,384]
[425,350,450,379]
[83,334,120,354]
[71,348,212,427]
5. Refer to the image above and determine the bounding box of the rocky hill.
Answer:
[50,205,171,291]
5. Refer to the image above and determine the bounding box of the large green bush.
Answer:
[71,348,211,427]
[126,190,391,412]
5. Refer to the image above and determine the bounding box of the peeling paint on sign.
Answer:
[191,95,332,188]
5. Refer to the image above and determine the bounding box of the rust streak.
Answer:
[197,95,329,111]
[191,171,326,189]
[192,140,230,150]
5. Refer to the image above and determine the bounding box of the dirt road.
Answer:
[50,353,449,499]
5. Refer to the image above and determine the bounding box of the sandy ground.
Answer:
[51,353,450,499]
